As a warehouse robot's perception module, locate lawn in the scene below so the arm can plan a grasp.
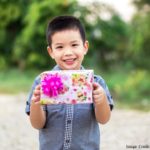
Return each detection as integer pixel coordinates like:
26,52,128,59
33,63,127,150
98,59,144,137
0,69,40,94
95,68,150,111
0,68,149,111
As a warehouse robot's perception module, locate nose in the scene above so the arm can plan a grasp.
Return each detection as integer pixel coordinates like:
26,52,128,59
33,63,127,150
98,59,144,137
64,48,73,56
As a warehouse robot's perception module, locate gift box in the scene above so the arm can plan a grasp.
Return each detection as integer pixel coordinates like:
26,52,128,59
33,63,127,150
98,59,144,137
40,70,94,104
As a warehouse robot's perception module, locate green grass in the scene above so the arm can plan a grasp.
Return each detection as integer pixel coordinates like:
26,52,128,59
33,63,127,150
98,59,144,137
0,69,40,94
95,68,150,112
0,68,149,111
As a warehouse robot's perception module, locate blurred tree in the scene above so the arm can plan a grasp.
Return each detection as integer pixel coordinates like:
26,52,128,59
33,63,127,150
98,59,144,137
77,2,129,69
129,0,150,69
1,0,129,71
0,0,27,69
12,0,78,70
133,0,150,9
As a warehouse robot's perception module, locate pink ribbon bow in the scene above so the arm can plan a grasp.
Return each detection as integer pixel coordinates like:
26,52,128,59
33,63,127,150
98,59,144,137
41,73,63,97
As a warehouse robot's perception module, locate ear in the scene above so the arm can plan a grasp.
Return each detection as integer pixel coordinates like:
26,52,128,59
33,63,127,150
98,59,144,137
47,46,54,59
83,40,89,55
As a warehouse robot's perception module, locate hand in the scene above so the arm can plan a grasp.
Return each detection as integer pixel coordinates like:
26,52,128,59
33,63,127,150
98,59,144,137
92,82,106,106
30,84,46,129
31,84,41,105
93,82,111,124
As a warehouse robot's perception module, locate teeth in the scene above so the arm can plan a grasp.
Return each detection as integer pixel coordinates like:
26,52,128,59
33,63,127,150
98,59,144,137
65,58,75,62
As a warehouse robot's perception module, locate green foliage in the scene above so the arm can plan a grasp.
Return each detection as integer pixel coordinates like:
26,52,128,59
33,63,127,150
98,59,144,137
95,15,129,68
114,70,149,100
0,68,149,111
1,0,130,71
0,3,21,28
0,56,7,69
0,69,40,93
133,0,150,9
129,4,150,69
0,0,25,67
102,69,150,111
12,0,78,70
74,2,129,69
0,0,149,71
0,0,149,111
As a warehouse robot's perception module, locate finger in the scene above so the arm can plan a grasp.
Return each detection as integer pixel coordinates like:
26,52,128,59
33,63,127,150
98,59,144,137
31,95,40,104
35,84,41,90
93,89,101,95
93,82,101,90
34,89,41,96
35,95,40,100
33,85,41,96
93,94,101,100
93,98,103,105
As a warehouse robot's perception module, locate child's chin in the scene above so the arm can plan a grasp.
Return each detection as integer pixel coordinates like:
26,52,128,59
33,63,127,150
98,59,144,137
60,63,80,70
64,67,78,70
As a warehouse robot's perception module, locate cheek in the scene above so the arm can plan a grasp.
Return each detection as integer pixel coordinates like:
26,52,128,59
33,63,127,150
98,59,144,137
78,50,86,58
53,51,62,58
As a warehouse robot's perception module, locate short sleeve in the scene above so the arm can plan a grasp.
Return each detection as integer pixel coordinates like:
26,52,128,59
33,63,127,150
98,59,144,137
94,75,114,110
25,76,47,115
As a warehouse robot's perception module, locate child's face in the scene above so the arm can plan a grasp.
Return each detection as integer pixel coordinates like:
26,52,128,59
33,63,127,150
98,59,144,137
47,29,88,70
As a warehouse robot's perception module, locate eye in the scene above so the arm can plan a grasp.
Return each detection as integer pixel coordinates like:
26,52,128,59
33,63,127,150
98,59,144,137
72,44,79,47
56,46,63,49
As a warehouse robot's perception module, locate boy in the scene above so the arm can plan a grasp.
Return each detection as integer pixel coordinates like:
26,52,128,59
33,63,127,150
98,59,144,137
25,15,114,150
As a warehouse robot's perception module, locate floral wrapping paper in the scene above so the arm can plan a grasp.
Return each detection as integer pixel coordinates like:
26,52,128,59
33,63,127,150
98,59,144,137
40,70,94,104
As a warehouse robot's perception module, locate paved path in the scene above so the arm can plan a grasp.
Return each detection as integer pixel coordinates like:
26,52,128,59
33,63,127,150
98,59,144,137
0,94,150,150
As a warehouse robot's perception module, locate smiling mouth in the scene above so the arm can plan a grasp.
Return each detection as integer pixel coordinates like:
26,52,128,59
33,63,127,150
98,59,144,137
63,58,76,64
64,58,76,62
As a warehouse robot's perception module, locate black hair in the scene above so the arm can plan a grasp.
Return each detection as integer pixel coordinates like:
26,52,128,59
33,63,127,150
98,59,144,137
46,15,86,47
